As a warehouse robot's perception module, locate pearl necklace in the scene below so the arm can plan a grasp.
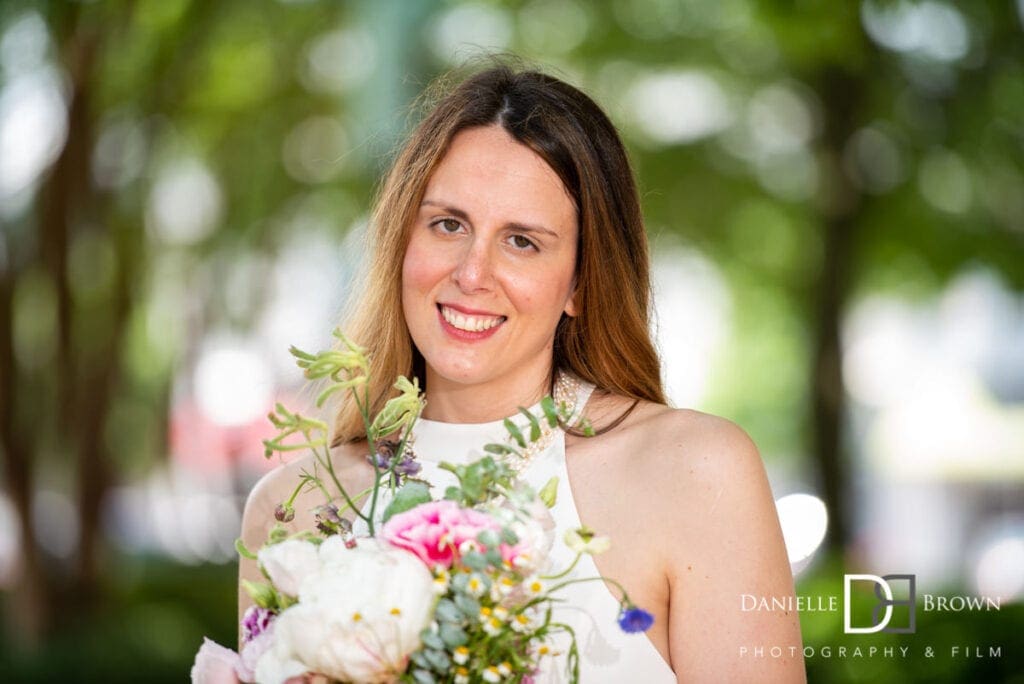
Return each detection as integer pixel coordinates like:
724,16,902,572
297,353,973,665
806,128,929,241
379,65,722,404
501,372,581,475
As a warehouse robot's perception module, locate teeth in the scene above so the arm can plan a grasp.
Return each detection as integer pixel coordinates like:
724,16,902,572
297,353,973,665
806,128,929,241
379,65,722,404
442,306,504,332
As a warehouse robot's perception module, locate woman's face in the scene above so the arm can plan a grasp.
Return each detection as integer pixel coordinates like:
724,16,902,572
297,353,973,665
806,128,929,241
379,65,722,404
402,124,578,394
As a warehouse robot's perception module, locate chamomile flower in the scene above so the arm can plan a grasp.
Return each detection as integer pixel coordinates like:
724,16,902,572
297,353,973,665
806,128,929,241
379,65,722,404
483,616,504,636
452,646,471,665
511,612,534,633
432,570,450,595
466,573,486,597
497,661,512,676
482,666,502,682
454,666,470,684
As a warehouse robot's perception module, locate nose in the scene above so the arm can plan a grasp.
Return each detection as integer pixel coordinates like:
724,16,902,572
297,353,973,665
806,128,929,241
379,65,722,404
451,236,495,293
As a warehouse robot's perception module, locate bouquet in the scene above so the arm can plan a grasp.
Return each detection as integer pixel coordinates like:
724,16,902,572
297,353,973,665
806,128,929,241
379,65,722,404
192,330,654,684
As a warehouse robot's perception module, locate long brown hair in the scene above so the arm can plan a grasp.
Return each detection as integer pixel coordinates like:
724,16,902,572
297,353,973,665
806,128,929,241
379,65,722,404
332,63,665,445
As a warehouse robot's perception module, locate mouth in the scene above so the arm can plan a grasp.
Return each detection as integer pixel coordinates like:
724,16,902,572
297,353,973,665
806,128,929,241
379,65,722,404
436,303,506,336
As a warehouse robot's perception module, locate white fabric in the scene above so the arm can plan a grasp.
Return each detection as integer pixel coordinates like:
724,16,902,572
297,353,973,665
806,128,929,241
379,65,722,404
394,379,676,683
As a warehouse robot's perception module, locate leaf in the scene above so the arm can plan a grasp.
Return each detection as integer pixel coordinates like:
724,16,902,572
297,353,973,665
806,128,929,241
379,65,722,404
439,622,468,647
420,631,445,651
424,649,450,672
541,395,559,427
435,599,462,623
412,669,437,684
483,443,518,455
454,594,480,618
381,481,432,523
519,407,542,441
460,468,483,502
462,552,487,571
476,529,501,548
503,418,526,448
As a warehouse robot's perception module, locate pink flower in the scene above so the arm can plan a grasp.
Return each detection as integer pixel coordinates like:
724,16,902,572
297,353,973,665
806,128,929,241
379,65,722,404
382,500,504,569
191,638,246,684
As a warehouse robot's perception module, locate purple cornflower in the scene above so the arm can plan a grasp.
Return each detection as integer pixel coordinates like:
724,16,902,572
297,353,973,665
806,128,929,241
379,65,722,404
394,454,422,477
617,606,655,633
242,606,275,642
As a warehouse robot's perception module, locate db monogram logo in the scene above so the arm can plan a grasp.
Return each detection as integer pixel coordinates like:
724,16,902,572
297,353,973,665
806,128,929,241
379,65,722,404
843,574,917,634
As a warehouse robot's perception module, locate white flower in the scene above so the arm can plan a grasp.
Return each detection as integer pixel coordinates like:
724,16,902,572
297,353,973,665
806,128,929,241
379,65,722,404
452,646,470,665
257,539,322,597
432,570,450,595
564,526,611,555
510,612,534,633
256,538,434,683
466,573,486,597
190,638,244,684
482,666,502,682
252,645,307,684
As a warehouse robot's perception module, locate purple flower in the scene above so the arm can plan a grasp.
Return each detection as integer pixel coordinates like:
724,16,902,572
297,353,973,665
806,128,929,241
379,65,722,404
394,455,422,477
241,606,274,643
617,606,654,633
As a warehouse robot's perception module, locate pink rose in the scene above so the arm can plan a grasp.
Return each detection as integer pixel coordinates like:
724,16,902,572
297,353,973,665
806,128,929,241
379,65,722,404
191,638,246,684
382,500,504,569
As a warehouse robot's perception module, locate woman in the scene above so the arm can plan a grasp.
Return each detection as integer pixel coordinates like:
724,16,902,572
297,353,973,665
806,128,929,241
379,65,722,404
240,65,805,682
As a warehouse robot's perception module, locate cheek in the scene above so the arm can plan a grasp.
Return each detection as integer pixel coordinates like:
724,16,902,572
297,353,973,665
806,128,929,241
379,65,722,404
401,238,440,299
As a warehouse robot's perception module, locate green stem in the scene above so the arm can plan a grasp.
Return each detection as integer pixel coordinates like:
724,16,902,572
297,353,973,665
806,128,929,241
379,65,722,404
353,385,380,535
541,552,583,581
307,430,369,524
547,575,633,607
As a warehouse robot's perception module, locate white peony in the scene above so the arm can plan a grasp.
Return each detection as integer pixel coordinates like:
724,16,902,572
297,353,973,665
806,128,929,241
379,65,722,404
257,538,322,597
256,537,435,683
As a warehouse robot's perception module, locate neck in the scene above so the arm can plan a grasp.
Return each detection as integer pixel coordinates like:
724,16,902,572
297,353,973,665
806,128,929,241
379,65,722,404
421,363,555,424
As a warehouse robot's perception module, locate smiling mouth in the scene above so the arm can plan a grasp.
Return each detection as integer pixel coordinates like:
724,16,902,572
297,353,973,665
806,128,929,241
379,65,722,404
437,304,506,332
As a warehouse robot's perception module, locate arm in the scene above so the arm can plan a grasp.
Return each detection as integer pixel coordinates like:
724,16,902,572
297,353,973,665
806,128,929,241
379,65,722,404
660,415,806,683
237,466,286,646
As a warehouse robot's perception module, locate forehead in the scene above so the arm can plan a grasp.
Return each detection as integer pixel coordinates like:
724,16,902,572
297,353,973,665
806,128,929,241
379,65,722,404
423,125,577,232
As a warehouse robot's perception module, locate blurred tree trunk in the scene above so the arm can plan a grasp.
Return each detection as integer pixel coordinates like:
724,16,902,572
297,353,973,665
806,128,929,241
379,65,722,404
0,235,52,647
810,64,866,555
36,4,115,614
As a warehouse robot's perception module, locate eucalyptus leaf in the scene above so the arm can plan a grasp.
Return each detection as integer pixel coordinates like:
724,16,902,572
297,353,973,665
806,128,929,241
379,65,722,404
382,481,431,523
519,407,542,441
503,418,526,448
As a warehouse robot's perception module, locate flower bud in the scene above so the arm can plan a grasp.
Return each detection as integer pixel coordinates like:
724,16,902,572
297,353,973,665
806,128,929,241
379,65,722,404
274,503,295,523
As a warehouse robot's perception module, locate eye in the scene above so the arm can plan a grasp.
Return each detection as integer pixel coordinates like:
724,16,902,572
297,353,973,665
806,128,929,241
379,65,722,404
508,234,537,251
432,218,464,234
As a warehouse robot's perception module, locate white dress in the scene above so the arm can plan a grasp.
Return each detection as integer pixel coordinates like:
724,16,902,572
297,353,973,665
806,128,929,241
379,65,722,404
398,379,676,683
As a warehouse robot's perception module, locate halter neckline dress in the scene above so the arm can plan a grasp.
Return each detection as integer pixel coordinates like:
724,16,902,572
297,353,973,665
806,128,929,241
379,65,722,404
398,378,676,683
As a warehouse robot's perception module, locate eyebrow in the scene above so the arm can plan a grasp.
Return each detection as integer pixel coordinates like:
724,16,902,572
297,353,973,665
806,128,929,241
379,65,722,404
420,199,561,239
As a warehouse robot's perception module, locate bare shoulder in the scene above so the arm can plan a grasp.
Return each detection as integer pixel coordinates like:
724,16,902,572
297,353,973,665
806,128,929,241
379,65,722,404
241,441,373,544
574,389,763,481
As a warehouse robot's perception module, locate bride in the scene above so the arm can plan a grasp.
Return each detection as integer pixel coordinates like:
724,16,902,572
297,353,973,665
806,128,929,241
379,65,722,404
239,65,805,683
